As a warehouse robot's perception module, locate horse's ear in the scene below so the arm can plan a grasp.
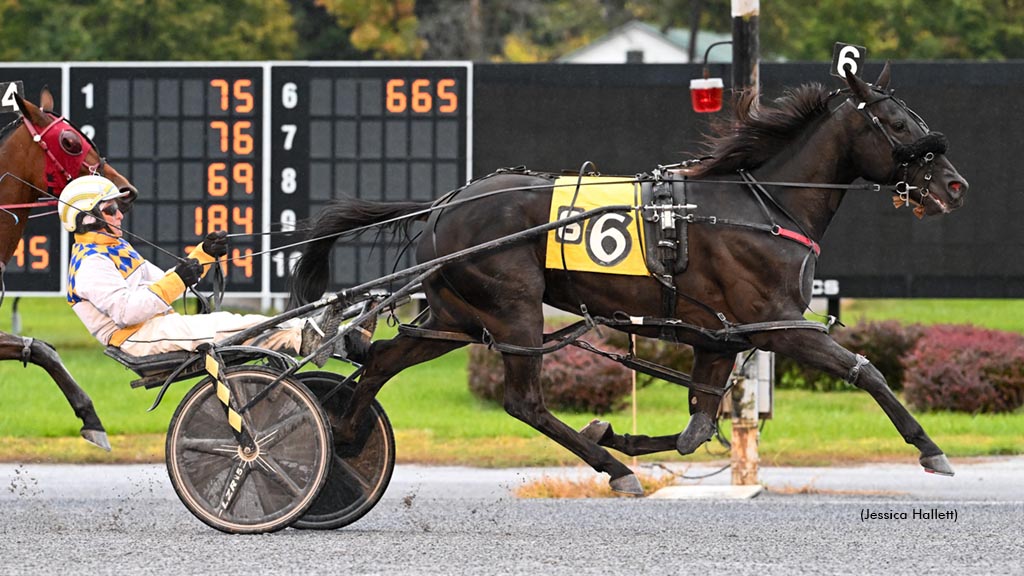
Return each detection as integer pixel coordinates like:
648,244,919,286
844,67,873,104
14,92,29,117
875,61,892,90
39,87,54,111
14,92,50,127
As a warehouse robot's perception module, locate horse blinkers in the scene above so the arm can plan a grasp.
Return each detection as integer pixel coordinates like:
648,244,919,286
22,113,104,197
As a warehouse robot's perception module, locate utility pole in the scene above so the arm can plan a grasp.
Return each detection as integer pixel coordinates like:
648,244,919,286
729,0,760,487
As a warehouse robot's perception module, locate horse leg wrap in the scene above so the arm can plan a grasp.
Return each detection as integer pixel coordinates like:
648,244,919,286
845,354,870,385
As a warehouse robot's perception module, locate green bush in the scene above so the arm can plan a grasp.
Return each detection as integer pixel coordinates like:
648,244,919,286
775,320,925,392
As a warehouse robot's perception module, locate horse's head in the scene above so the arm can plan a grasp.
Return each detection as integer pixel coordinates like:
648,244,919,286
843,63,968,217
12,89,138,206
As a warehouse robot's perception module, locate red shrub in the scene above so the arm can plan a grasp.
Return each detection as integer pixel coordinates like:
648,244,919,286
468,338,633,414
902,325,1024,414
467,327,694,415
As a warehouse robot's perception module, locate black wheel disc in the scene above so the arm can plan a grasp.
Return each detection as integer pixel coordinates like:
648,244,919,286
292,371,395,530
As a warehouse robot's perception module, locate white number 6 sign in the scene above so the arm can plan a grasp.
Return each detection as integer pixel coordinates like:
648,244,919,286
831,43,867,79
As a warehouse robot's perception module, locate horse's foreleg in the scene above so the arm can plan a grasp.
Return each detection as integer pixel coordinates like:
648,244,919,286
0,334,109,451
751,329,953,476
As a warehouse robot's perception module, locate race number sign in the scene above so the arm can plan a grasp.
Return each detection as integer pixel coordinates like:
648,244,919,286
0,81,24,113
546,177,647,276
831,43,867,79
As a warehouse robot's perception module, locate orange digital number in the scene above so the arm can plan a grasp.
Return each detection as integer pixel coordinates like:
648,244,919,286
232,206,253,234
210,78,254,113
29,236,49,270
437,78,458,113
233,121,253,155
208,162,253,196
385,78,459,114
386,79,407,113
232,248,253,279
209,121,254,155
210,79,230,111
210,121,229,152
12,239,25,268
194,205,230,235
207,162,228,196
233,163,253,194
12,236,48,270
233,79,254,113
411,79,432,113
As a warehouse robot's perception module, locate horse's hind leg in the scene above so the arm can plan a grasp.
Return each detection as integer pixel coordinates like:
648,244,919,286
335,327,467,445
751,329,953,476
499,350,642,495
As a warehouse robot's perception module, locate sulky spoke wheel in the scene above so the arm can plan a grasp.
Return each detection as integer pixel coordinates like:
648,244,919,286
292,371,395,530
165,366,332,534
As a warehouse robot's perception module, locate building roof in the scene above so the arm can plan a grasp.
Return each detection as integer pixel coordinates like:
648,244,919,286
558,20,732,64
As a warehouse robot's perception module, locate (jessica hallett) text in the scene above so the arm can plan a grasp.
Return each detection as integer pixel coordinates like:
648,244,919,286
860,508,958,522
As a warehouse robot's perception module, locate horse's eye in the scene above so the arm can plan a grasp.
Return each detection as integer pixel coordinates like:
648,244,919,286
892,120,907,132
59,130,84,155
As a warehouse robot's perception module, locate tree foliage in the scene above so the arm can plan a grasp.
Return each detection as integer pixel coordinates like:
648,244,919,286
0,0,299,61
762,0,1024,60
0,0,1019,62
316,0,426,58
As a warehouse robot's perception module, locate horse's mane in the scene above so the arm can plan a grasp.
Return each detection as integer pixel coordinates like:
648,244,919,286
690,83,833,177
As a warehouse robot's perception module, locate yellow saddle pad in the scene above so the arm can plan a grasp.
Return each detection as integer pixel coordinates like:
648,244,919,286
545,176,648,276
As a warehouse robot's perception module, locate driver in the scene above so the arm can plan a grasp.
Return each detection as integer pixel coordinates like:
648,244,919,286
61,175,369,360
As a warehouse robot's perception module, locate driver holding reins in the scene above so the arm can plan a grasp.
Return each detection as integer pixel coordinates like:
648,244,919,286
60,175,370,360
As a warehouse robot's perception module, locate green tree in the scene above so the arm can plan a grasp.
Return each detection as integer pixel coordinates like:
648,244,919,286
316,0,426,58
0,0,299,61
762,0,1024,60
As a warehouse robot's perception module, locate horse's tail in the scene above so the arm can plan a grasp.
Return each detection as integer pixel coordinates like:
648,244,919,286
289,197,433,307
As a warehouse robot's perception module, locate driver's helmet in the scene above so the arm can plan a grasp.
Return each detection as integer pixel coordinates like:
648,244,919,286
59,175,131,233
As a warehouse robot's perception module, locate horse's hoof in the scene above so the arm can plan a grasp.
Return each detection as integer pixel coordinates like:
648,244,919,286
580,419,612,444
920,453,955,477
676,412,715,455
609,473,644,496
80,428,111,452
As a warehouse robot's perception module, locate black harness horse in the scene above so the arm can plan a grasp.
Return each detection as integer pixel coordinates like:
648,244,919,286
291,64,968,494
0,90,138,450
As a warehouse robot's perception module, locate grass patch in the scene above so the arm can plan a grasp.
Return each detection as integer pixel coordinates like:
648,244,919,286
1,298,1023,465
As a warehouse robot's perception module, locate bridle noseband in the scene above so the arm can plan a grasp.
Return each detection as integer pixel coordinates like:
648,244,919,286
849,92,949,208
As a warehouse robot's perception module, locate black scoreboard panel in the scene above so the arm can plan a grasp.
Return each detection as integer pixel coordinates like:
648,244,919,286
70,66,264,293
270,64,469,293
1,66,64,295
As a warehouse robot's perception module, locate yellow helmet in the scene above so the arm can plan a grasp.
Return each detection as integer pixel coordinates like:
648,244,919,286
59,175,131,233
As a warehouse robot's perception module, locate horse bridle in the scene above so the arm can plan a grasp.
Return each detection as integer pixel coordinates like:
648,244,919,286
20,112,106,196
848,91,949,208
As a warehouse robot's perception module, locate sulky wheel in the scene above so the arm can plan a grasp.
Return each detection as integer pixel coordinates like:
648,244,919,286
292,371,395,530
165,366,332,534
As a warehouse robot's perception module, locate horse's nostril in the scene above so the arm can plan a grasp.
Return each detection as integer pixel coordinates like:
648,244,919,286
948,180,967,199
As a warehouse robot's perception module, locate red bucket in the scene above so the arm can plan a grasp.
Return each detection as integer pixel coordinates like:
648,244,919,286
690,78,724,113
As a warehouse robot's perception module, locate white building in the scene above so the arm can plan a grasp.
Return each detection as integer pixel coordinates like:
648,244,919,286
558,20,732,64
